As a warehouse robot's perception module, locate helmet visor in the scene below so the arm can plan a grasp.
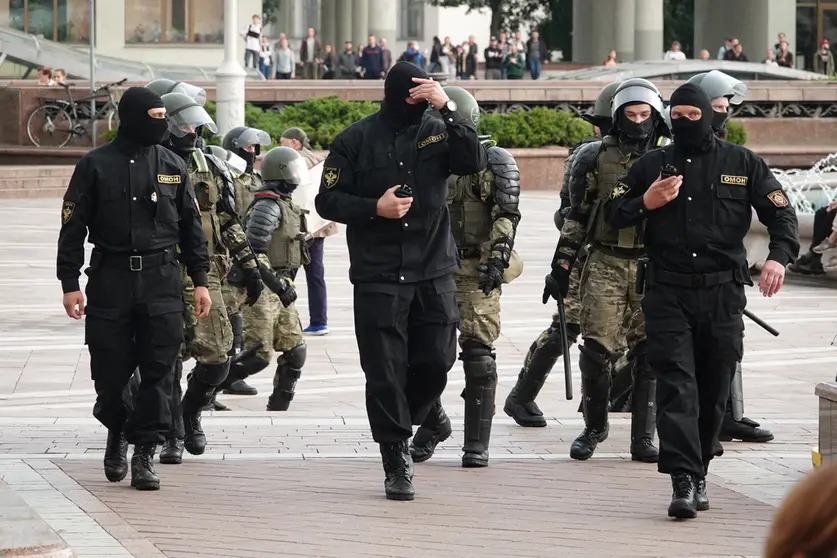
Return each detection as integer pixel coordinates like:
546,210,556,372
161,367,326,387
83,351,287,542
171,81,207,106
166,104,218,138
235,128,272,148
612,86,664,119
284,157,310,186
700,71,748,105
225,151,248,175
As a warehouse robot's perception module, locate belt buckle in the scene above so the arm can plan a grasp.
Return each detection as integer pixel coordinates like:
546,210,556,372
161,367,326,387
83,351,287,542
129,255,143,272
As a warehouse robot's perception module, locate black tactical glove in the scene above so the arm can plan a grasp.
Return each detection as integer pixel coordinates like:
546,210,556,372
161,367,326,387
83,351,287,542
276,280,298,308
542,263,570,304
241,266,263,307
477,258,505,295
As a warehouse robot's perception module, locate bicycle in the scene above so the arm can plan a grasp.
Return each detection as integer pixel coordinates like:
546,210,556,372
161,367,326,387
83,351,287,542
26,78,127,148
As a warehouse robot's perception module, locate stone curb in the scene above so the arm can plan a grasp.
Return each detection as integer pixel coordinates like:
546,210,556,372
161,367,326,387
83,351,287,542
0,482,73,558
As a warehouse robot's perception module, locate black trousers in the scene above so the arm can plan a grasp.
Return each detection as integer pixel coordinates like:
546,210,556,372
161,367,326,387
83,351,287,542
353,276,459,443
643,280,744,477
303,238,327,326
812,206,837,250
85,250,184,445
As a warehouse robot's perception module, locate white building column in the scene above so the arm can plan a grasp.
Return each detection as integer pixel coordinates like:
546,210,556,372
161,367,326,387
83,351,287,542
353,0,369,48
336,0,353,45
634,0,664,60
321,0,336,47
572,0,593,63
590,0,616,64
368,0,397,44
614,0,636,61
216,0,247,139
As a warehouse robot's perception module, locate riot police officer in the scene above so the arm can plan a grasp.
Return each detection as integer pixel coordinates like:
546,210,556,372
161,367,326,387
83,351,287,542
505,80,621,427
57,87,211,490
144,78,207,106
409,86,522,468
315,61,487,501
605,83,799,518
546,78,670,463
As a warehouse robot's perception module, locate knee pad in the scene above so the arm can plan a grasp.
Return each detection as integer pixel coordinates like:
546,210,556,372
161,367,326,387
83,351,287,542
280,344,307,370
193,361,231,387
459,339,494,361
462,354,497,384
578,340,611,378
232,356,270,379
545,320,580,346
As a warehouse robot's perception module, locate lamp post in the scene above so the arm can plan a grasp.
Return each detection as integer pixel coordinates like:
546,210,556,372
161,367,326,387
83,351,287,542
215,0,247,139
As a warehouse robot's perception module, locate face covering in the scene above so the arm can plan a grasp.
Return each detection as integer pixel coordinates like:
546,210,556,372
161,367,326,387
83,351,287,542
618,113,655,141
168,132,197,155
238,149,256,173
382,61,430,127
669,84,714,151
117,87,169,147
711,109,729,137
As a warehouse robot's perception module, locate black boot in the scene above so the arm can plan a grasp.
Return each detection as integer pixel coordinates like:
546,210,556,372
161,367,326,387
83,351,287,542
629,347,659,462
570,343,610,460
380,441,415,501
668,472,697,519
182,361,231,454
266,345,305,411
504,323,578,427
221,353,271,396
159,438,184,465
130,444,160,491
460,349,497,468
103,429,129,482
608,351,634,413
409,399,452,463
695,477,709,511
718,414,774,443
788,251,824,275
203,391,231,411
223,379,258,396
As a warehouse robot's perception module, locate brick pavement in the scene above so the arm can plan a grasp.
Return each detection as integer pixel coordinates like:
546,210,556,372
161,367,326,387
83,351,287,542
0,194,832,556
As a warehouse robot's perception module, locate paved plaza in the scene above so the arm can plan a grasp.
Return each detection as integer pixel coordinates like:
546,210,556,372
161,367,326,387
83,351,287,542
0,193,832,557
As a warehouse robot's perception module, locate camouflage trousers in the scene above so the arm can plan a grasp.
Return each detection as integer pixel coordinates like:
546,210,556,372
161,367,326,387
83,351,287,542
242,272,304,363
579,248,644,356
182,256,233,365
454,259,501,349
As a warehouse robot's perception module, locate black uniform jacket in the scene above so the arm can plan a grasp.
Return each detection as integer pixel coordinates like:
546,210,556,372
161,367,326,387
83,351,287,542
315,108,487,284
605,137,799,275
56,137,210,293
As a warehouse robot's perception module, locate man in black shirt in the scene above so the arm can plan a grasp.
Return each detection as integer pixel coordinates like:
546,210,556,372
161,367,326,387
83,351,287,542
605,84,798,519
483,36,503,80
57,87,212,491
315,61,487,501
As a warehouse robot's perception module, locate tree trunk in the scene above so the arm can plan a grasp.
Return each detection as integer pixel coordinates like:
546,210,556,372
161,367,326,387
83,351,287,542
489,0,504,35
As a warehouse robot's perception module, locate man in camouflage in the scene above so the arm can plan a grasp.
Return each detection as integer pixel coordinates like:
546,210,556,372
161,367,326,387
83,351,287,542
239,146,307,411
504,81,622,427
544,78,670,463
155,92,265,463
409,86,522,468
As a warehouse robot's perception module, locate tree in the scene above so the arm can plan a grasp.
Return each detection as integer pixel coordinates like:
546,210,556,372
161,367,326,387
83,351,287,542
424,0,552,36
664,0,694,58
263,0,283,26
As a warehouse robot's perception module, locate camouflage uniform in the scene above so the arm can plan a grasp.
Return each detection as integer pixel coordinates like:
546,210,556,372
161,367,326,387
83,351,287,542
410,142,521,468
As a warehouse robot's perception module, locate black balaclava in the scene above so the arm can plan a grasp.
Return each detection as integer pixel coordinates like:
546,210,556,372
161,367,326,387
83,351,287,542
711,107,729,139
382,61,430,128
239,148,256,173
265,179,297,196
669,84,714,152
117,87,168,147
614,102,656,154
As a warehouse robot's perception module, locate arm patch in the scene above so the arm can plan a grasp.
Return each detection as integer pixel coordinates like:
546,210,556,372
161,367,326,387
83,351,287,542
322,167,341,189
766,189,789,208
611,181,630,199
62,201,75,225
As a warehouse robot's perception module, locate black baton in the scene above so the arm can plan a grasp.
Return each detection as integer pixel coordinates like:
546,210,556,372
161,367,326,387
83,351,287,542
556,292,573,400
743,309,779,337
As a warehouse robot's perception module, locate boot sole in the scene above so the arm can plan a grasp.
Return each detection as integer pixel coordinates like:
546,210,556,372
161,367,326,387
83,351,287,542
159,456,182,465
503,403,547,427
386,492,415,501
131,480,160,491
223,389,258,396
461,457,488,468
569,451,594,461
697,500,710,511
668,503,697,519
718,433,774,443
411,427,452,464
631,454,659,463
184,443,206,456
104,469,128,483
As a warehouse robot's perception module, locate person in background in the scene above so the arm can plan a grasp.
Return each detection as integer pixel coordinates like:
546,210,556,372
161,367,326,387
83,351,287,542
717,37,733,60
380,38,393,74
484,36,504,79
764,49,778,66
604,49,617,66
37,67,54,86
724,39,748,61
321,43,337,79
498,31,510,79
526,30,547,79
466,36,479,79
274,37,296,79
698,49,710,61
456,44,466,79
361,35,385,79
337,41,358,79
503,44,526,80
814,40,834,75
440,36,455,79
430,36,443,72
299,27,322,79
789,200,837,275
774,32,788,53
399,41,425,69
52,68,66,85
664,41,687,61
776,40,793,68
259,36,273,79
241,14,261,69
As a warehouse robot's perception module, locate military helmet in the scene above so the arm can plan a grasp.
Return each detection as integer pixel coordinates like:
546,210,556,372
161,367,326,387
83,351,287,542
610,78,665,120
208,145,247,175
583,80,622,125
662,105,672,132
441,85,481,131
222,126,272,155
687,70,748,105
145,79,207,106
260,146,308,187
160,92,218,138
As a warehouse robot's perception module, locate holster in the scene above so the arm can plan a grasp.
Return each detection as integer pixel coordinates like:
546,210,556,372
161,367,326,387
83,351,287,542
635,257,648,295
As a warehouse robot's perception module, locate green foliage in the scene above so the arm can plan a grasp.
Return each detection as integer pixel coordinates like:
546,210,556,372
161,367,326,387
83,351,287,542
478,107,593,148
725,120,747,146
664,0,695,57
423,0,550,35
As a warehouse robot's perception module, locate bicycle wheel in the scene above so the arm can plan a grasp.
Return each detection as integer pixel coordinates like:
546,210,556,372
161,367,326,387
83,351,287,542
27,105,74,147
106,107,119,131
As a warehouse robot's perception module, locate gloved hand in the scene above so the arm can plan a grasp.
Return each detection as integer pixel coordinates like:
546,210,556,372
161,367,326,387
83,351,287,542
542,263,570,304
477,258,505,295
241,266,263,306
277,279,298,308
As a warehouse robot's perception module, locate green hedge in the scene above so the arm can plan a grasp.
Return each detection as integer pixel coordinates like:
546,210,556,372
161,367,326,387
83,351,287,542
105,96,747,148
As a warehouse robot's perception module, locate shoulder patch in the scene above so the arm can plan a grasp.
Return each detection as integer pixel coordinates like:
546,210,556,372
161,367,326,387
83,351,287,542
611,181,630,199
766,189,789,208
721,174,748,186
322,167,340,189
157,174,181,184
418,132,447,150
254,191,283,200
61,200,75,225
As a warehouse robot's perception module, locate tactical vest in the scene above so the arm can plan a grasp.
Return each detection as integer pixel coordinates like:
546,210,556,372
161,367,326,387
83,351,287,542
590,136,642,249
189,150,222,256
446,170,491,256
267,196,309,270
234,172,262,220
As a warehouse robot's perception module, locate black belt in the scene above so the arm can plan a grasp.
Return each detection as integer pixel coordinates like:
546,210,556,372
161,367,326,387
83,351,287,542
592,243,644,259
458,247,480,259
649,268,735,289
95,248,175,272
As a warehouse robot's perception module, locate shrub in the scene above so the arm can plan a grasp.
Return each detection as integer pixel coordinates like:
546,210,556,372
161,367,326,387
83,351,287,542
725,120,747,145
